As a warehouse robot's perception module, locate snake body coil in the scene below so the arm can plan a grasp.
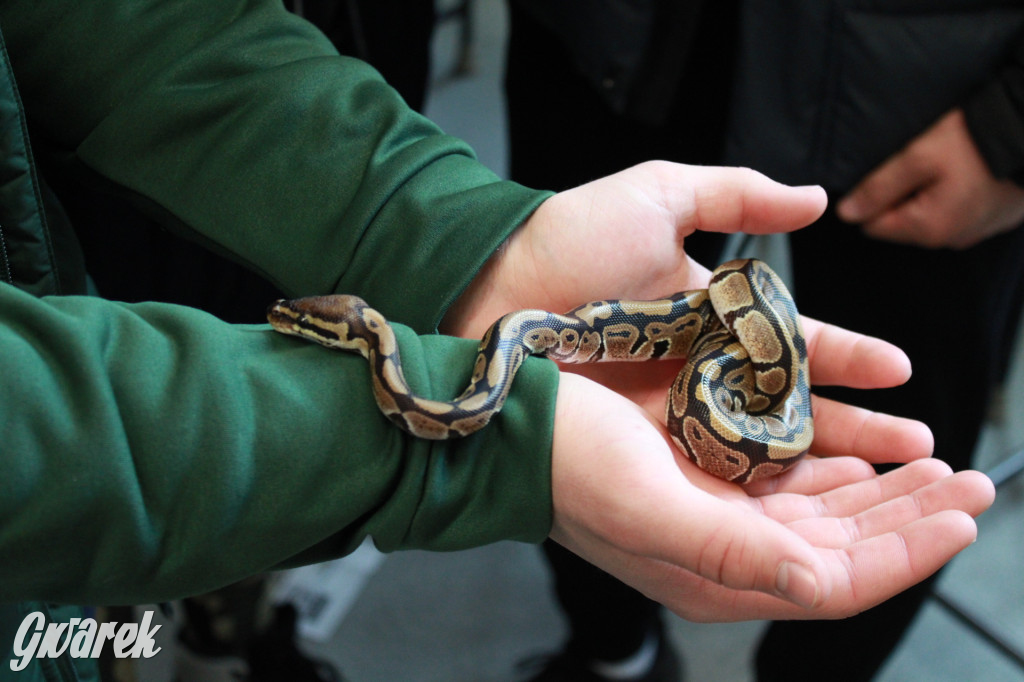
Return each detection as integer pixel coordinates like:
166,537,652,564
267,258,813,483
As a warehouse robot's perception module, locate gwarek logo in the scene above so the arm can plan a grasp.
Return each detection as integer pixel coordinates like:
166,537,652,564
10,611,162,672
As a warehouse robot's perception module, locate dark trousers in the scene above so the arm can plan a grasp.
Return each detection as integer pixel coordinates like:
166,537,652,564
506,3,1024,679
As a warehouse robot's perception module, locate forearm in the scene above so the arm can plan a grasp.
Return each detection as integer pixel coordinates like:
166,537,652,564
0,283,556,605
0,0,551,331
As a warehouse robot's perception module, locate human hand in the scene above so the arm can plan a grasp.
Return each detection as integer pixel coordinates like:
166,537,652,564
837,108,1024,249
446,161,927,471
444,162,827,338
448,161,994,621
550,371,994,621
578,310,933,470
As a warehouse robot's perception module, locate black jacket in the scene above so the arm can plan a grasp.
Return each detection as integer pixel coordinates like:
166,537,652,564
725,0,1024,191
512,0,703,123
513,0,1024,191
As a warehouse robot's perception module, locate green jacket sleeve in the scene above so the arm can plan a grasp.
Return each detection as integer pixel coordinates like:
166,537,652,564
0,1,565,606
0,282,558,605
0,0,553,332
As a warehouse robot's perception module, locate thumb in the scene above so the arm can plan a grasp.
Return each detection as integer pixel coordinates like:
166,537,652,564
648,485,832,608
642,163,828,237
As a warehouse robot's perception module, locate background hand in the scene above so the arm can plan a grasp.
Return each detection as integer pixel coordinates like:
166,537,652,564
550,372,995,622
837,108,1024,249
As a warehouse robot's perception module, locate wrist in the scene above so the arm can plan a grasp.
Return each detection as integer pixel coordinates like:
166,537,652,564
440,198,552,338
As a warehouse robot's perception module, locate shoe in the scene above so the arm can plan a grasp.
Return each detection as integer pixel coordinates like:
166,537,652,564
518,631,682,682
246,605,345,682
175,643,248,682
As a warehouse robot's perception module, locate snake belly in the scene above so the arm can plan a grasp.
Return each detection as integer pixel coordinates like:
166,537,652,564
266,258,813,482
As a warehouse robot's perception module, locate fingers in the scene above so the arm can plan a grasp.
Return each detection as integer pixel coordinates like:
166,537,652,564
788,470,995,548
835,110,946,244
857,195,936,247
743,455,877,497
673,467,987,620
801,316,912,389
815,510,979,618
553,403,992,622
836,148,932,226
814,458,994,517
620,479,833,608
755,459,992,528
808,394,934,462
750,458,954,525
800,315,932,463
579,466,986,620
638,162,828,237
730,509,977,621
687,508,980,621
833,109,1024,249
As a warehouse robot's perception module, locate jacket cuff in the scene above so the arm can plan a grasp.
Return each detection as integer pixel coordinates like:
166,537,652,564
380,328,559,551
340,151,553,333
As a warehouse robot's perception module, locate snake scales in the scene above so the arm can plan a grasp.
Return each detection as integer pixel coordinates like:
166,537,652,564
267,258,813,483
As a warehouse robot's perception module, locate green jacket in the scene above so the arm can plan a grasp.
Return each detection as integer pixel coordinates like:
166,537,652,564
0,1,557,679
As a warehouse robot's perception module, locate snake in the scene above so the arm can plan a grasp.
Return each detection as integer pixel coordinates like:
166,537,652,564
266,258,813,483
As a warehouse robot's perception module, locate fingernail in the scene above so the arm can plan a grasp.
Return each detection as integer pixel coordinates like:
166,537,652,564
794,184,827,200
776,561,820,608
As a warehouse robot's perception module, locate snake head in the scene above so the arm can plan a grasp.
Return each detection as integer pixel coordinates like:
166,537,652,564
266,295,370,347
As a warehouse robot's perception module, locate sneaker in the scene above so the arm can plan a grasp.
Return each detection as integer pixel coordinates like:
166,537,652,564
175,643,249,682
518,631,682,682
246,605,344,682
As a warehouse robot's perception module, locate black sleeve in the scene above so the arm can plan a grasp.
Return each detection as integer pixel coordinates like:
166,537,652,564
964,34,1024,186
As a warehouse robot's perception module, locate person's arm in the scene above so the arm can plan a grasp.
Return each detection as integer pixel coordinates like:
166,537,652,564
0,0,549,332
0,2,997,621
0,0,562,606
0,282,556,606
0,166,995,621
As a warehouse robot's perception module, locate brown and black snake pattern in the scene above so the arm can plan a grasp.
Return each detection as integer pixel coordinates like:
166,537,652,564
266,259,813,483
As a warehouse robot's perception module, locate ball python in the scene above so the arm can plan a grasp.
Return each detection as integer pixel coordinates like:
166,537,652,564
266,258,813,483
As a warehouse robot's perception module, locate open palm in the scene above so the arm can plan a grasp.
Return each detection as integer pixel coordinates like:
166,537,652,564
551,371,992,621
